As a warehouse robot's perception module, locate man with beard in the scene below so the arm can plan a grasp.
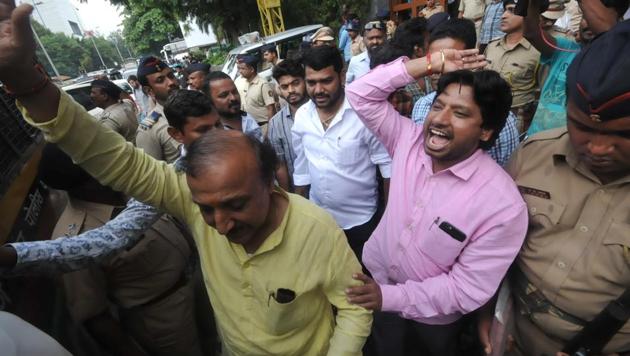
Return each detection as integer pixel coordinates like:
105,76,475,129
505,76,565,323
345,20,386,85
344,49,528,355
292,46,391,264
135,56,182,163
203,71,263,141
523,0,625,136
267,59,309,192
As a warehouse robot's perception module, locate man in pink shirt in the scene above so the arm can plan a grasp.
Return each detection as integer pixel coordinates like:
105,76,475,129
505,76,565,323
345,51,528,355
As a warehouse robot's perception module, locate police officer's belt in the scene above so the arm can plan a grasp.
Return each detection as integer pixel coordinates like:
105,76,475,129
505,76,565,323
510,267,587,326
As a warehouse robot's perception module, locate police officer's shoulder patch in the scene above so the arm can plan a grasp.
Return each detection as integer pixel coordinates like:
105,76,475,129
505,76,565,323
139,111,161,130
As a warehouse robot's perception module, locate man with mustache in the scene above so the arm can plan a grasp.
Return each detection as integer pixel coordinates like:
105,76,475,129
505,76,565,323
344,47,528,355
346,20,387,85
292,45,392,264
135,56,183,163
202,71,263,142
267,59,309,192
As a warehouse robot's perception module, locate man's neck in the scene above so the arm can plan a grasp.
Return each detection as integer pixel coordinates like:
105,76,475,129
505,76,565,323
246,74,257,82
315,93,345,120
289,97,308,117
505,31,524,46
101,100,118,110
220,113,243,131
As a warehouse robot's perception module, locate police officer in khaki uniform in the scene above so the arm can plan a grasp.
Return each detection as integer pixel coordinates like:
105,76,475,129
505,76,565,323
236,54,277,125
135,57,181,163
485,0,540,134
420,0,445,18
39,144,201,356
481,22,630,356
90,79,138,142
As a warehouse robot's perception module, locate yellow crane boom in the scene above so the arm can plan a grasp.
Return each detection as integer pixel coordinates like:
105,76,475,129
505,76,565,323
257,0,285,36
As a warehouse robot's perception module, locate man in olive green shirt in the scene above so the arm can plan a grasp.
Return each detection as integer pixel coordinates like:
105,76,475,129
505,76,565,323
0,2,371,353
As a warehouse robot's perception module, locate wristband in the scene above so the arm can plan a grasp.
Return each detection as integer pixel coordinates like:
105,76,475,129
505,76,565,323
440,50,446,74
426,52,432,76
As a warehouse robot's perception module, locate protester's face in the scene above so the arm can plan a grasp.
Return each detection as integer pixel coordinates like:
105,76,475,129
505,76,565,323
127,79,139,89
347,29,359,40
146,68,180,104
237,63,256,79
169,112,224,147
208,79,242,117
89,87,108,108
263,50,277,63
277,75,306,106
428,37,467,89
187,71,206,90
187,145,273,248
305,65,343,109
566,100,630,182
424,83,493,171
427,0,435,7
364,28,386,50
501,5,524,33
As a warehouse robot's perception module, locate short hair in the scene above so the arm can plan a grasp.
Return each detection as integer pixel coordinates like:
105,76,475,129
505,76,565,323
272,59,305,81
127,75,138,81
429,18,477,50
183,130,278,187
369,42,410,69
391,17,428,55
435,70,512,150
163,90,215,131
202,71,232,96
90,79,122,100
300,45,344,74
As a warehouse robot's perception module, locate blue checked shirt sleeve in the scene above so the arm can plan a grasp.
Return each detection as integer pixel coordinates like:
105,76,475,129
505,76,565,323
3,199,162,276
411,92,436,125
488,111,519,166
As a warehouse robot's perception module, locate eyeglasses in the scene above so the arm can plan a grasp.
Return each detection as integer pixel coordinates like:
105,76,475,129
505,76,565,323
364,21,385,31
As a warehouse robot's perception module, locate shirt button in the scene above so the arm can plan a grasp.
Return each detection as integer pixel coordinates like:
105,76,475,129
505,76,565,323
557,261,566,269
598,189,605,194
530,207,537,213
579,225,589,233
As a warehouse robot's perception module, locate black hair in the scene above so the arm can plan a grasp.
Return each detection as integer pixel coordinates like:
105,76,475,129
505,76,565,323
183,130,278,187
272,59,305,81
300,45,344,74
435,70,512,150
127,75,138,81
163,90,215,131
202,71,232,97
391,17,428,56
90,79,123,100
369,42,409,69
430,18,477,50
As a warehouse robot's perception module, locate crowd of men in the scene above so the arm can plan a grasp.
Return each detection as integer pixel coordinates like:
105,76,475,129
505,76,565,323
0,0,629,355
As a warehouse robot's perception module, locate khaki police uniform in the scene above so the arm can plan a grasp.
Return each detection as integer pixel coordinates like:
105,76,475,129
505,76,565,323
485,36,540,132
242,74,276,124
135,102,181,163
97,102,138,143
459,0,486,39
420,4,444,18
54,197,202,356
505,128,630,355
234,76,248,111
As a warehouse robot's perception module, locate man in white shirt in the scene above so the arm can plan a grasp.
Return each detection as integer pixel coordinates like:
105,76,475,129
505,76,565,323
346,20,387,85
293,45,391,264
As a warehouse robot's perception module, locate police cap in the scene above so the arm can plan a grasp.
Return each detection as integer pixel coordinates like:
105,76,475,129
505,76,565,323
137,56,170,86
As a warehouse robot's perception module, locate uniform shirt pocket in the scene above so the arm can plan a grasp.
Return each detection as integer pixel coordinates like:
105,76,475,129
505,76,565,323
522,195,565,232
602,221,630,280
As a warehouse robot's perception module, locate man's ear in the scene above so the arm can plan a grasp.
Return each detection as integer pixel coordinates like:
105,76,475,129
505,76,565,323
143,85,155,100
480,128,494,143
167,126,185,144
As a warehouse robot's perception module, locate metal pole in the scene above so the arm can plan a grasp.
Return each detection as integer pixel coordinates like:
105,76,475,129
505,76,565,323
113,38,124,63
90,35,107,69
32,25,60,77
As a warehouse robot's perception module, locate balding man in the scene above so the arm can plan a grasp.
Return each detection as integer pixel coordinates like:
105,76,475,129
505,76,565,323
0,2,372,353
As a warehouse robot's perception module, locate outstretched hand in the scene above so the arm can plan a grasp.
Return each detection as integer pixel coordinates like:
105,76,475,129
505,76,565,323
0,0,35,78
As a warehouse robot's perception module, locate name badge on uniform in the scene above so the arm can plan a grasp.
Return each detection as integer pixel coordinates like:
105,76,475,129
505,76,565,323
518,185,551,200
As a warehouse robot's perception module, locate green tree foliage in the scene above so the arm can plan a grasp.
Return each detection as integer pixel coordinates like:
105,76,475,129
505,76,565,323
120,2,183,55
33,21,125,77
282,0,370,31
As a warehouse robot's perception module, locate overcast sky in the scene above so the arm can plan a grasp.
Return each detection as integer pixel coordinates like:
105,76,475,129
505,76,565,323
72,0,124,35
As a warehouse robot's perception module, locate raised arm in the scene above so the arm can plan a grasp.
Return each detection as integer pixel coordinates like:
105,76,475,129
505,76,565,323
522,0,556,58
0,199,162,275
